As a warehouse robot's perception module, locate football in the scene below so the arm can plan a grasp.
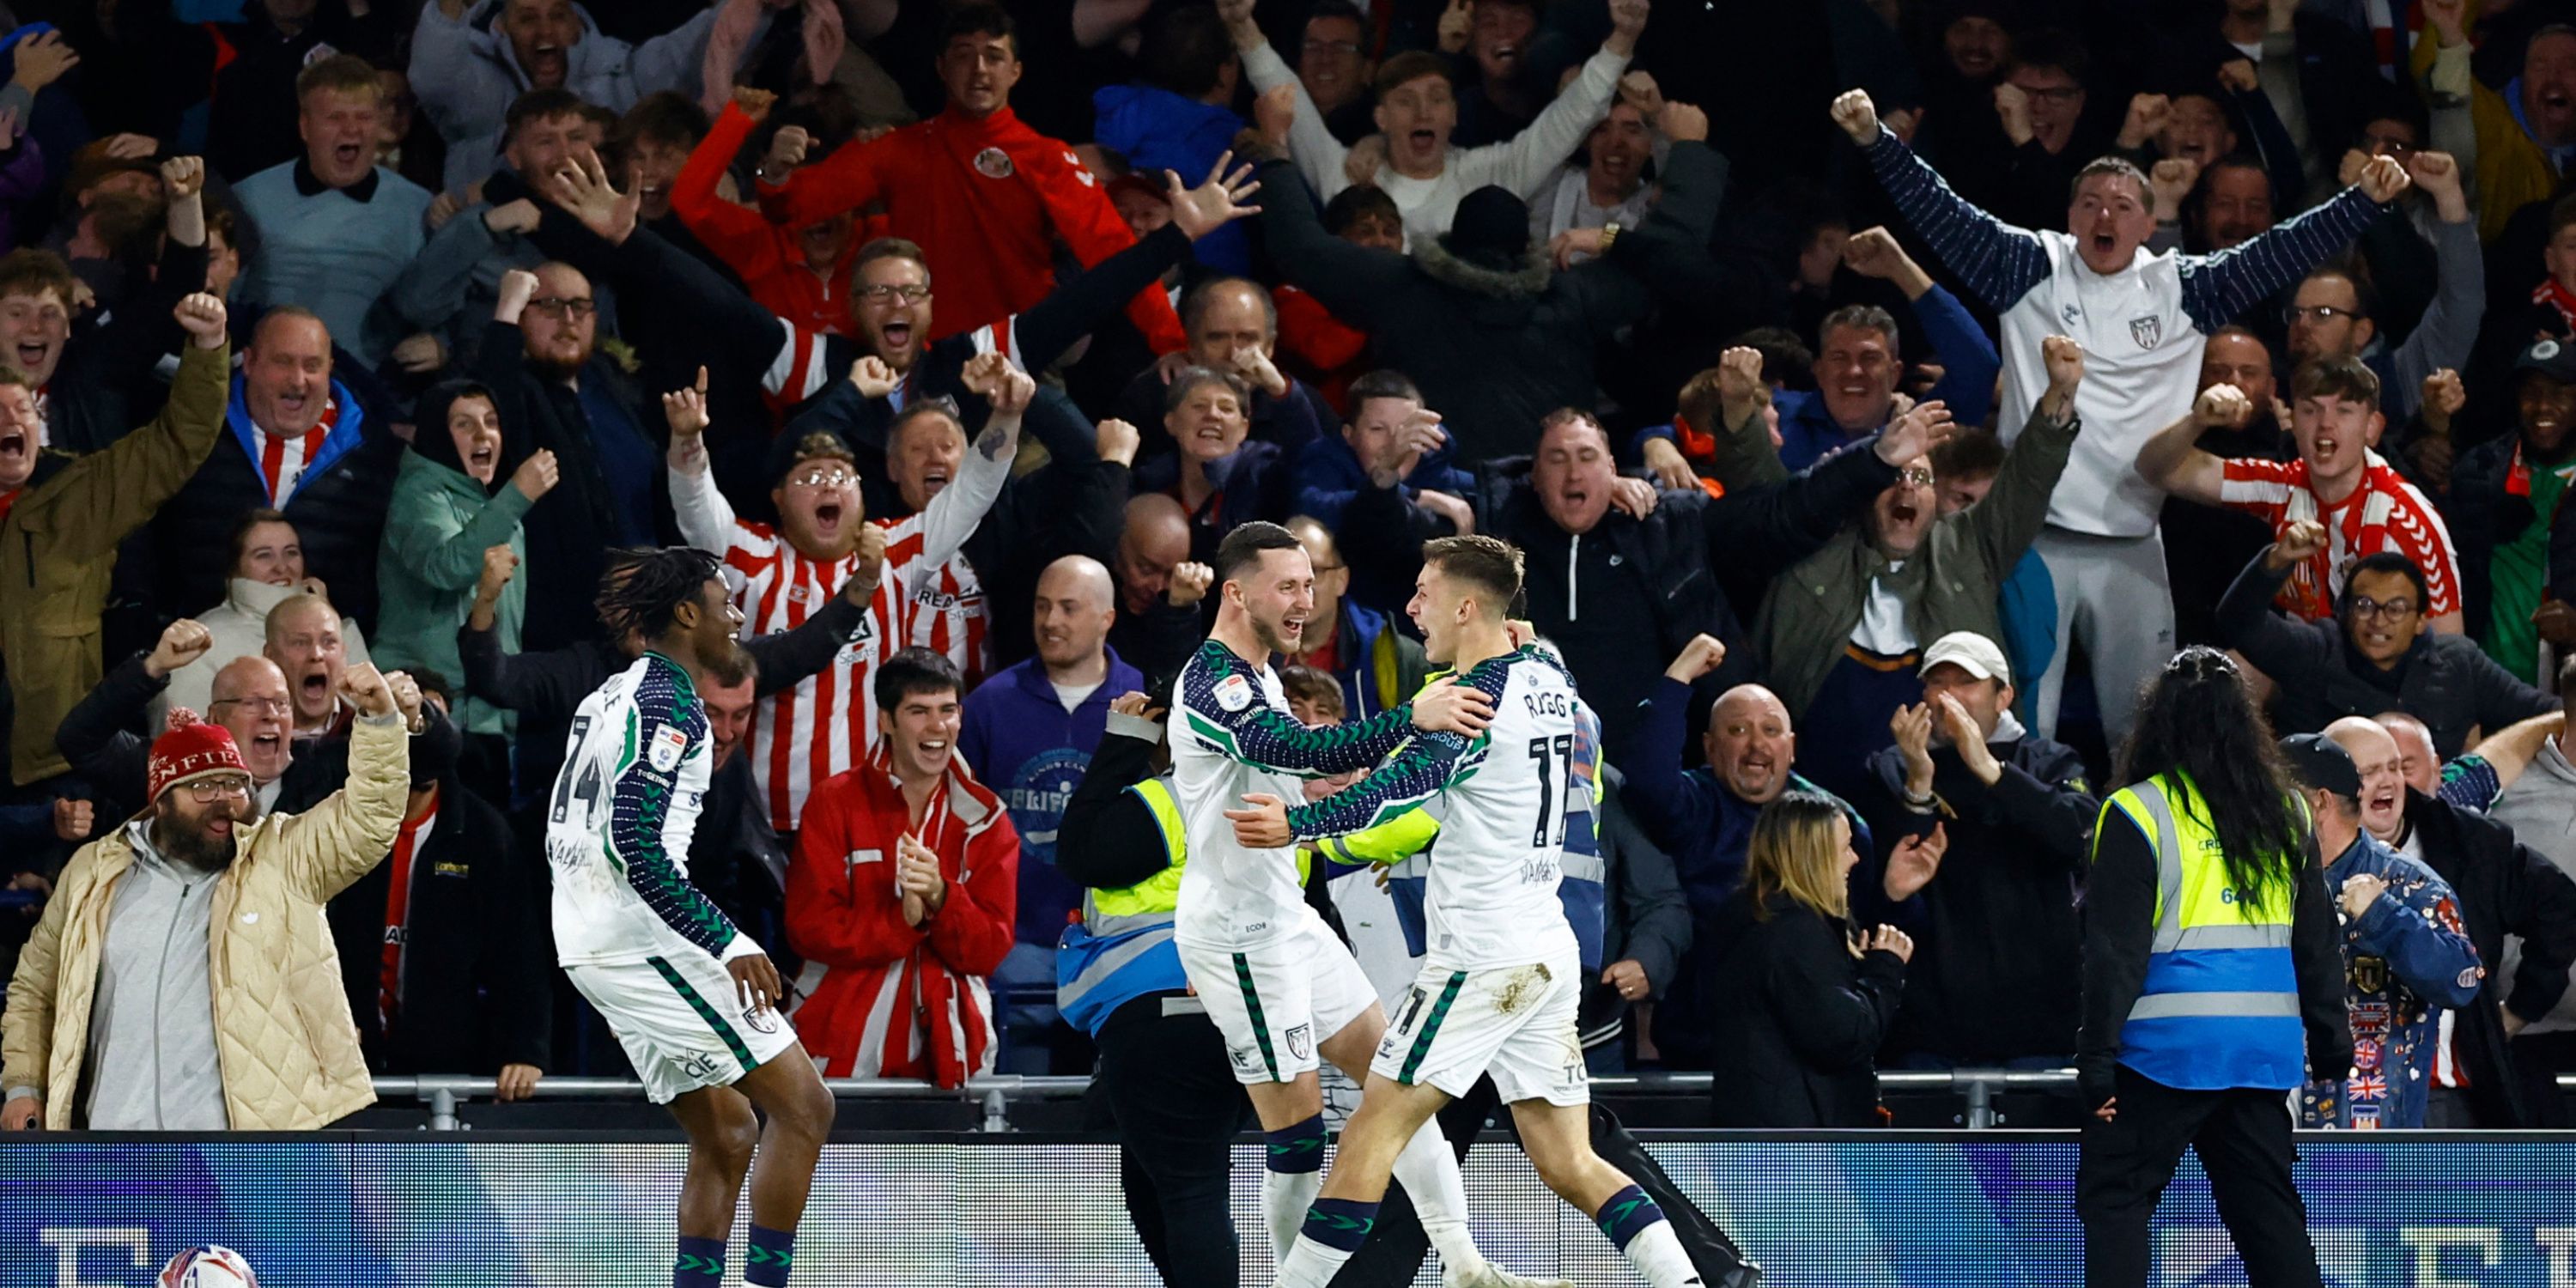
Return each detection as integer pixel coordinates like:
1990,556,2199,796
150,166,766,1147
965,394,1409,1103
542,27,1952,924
160,1246,258,1288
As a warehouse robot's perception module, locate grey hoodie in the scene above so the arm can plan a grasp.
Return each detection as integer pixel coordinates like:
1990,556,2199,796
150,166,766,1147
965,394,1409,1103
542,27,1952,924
78,819,228,1129
2488,738,2576,1036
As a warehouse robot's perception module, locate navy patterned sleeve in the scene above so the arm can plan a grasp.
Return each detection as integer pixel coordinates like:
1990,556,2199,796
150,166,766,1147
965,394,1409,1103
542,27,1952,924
611,663,744,959
2178,186,2379,332
1862,129,2051,311
1180,643,1420,776
1287,732,1479,840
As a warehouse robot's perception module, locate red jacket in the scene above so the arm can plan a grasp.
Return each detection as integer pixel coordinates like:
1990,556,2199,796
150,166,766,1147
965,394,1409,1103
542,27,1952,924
786,750,1018,1087
672,104,867,339
1274,283,1370,419
756,105,1186,354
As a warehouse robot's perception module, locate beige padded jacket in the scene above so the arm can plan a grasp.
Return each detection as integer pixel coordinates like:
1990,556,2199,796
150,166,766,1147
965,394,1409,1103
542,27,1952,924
3,714,409,1129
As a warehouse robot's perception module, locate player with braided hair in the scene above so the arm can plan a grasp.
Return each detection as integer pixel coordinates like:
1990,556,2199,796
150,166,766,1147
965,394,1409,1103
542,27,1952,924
547,547,836,1288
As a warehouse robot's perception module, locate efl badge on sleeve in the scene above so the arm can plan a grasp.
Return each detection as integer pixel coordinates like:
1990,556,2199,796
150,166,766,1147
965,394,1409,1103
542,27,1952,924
649,723,690,772
974,147,1014,179
1214,673,1254,713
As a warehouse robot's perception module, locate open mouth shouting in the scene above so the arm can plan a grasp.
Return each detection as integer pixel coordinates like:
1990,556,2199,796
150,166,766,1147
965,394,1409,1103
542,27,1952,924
812,499,847,542
526,42,567,86
0,423,27,475
13,337,51,373
915,462,951,501
295,666,334,715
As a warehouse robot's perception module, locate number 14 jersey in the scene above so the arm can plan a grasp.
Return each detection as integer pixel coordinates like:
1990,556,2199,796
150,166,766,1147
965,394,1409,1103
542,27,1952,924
545,653,755,967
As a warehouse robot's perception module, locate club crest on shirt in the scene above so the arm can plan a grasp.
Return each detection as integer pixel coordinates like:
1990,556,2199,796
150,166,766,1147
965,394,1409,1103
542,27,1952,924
787,585,815,605
648,722,689,772
1213,672,1255,712
974,147,1014,179
2129,315,2162,350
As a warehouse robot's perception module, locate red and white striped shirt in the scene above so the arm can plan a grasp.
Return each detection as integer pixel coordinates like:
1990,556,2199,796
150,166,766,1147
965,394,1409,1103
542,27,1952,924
2218,452,2461,623
671,428,1012,835
246,399,342,507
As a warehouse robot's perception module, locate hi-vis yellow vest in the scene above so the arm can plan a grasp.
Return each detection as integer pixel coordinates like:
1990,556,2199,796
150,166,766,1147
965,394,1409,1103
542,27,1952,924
2100,772,2308,1092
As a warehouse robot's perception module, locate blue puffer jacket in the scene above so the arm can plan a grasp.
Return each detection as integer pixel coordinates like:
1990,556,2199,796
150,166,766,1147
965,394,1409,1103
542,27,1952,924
1092,82,1250,276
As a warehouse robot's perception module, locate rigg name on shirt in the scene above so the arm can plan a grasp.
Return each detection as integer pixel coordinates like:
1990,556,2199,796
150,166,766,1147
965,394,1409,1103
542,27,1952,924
1523,691,1570,717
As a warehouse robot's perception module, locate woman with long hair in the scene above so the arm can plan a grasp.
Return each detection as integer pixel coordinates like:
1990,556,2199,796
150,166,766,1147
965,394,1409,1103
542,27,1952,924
1701,791,1940,1127
2078,646,2350,1287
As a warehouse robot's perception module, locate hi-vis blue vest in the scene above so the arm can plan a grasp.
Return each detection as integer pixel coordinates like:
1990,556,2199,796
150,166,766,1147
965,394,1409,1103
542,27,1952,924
1055,775,1192,1036
2102,772,2308,1091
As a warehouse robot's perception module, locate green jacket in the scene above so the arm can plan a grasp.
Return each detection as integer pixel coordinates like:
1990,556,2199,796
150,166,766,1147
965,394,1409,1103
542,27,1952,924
1741,401,2078,719
372,450,531,737
3,342,231,784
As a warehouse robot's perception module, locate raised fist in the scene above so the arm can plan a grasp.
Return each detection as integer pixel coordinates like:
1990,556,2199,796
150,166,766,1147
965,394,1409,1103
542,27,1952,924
733,85,778,122
2269,518,2329,569
496,268,540,319
1830,88,1880,145
1095,416,1142,467
159,155,205,201
2149,158,2201,215
1840,227,1911,282
173,294,228,349
147,618,214,678
1663,633,1727,683
338,663,397,719
848,355,899,400
2193,382,2255,430
511,448,561,501
477,544,519,598
1657,100,1708,144
2040,334,2085,391
2118,94,2171,149
1168,561,1214,607
2357,153,2411,204
765,125,812,176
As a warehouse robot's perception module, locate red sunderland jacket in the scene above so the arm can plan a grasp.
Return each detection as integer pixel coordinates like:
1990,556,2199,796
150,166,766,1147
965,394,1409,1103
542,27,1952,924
756,104,1186,355
1274,283,1370,418
672,103,883,340
786,746,1018,1087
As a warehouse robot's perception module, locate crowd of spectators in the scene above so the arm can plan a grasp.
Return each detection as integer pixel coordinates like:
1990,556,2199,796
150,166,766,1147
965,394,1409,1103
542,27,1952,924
0,0,2573,1136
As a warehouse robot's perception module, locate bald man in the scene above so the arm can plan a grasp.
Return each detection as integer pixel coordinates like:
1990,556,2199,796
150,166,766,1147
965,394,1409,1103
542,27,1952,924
1109,494,1214,699
959,555,1150,1073
2335,712,2576,1126
56,640,340,822
1622,643,1873,1067
266,593,353,740
1281,515,1430,720
2379,709,2567,814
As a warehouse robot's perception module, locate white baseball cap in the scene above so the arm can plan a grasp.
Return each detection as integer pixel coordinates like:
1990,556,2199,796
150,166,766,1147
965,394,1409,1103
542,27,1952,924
1920,631,2010,685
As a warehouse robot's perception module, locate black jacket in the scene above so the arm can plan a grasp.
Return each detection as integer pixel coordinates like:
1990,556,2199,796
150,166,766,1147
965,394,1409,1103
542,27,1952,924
470,317,672,654
1253,140,1722,465
2403,788,2576,1127
2445,434,2576,656
325,778,552,1076
146,382,402,633
2218,550,2556,758
1343,444,1896,757
1856,730,2098,1063
1700,890,1905,1127
56,649,461,823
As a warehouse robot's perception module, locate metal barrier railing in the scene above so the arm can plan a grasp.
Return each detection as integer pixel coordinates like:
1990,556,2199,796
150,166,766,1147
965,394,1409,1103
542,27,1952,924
373,1071,2576,1133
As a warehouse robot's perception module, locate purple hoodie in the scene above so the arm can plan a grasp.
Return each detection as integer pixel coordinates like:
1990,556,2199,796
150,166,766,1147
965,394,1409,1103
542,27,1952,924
958,647,1146,947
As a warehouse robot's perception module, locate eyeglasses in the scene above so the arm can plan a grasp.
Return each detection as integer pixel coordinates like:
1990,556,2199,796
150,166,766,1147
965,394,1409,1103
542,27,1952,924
858,284,932,305
210,696,291,716
787,466,858,489
1895,466,1935,488
528,297,596,319
2283,304,2360,325
2348,596,2419,621
183,775,253,803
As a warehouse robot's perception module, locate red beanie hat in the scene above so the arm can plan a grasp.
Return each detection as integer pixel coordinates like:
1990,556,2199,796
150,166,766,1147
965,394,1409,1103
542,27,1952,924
148,708,251,803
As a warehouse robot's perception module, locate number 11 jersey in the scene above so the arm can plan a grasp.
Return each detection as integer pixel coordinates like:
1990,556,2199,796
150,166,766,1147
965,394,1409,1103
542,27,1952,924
545,652,754,967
